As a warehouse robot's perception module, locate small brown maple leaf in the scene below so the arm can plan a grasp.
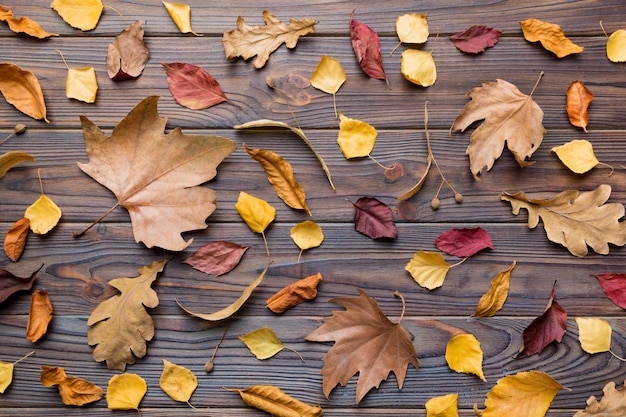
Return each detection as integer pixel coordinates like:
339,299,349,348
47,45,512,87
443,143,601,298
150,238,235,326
305,289,418,404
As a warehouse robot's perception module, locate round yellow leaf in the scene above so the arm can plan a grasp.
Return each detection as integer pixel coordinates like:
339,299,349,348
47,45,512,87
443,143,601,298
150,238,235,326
607,29,626,62
337,113,377,159
106,373,147,410
310,55,346,95
290,220,324,251
396,13,429,44
24,194,62,235
575,317,612,354
401,49,437,87
551,139,598,174
235,191,276,234
445,333,486,381
160,359,197,402
66,67,98,103
425,393,459,417
51,0,103,31
405,250,450,290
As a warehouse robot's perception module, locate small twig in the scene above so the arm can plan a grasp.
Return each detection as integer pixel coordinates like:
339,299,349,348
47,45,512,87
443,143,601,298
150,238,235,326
73,203,120,238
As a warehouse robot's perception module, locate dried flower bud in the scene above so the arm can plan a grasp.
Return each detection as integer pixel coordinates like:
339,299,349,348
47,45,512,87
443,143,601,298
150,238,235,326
454,192,463,203
431,197,440,210
204,359,214,373
13,124,26,135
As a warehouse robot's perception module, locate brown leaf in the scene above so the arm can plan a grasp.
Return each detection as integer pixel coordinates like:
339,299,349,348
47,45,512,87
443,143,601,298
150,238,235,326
222,10,316,69
106,20,149,80
566,80,594,133
266,272,322,313
228,384,323,417
26,289,52,343
471,261,515,317
352,196,398,239
183,241,249,276
0,63,48,122
41,365,103,406
574,379,626,416
0,5,57,38
0,266,40,304
161,62,228,110
4,217,30,262
0,151,34,180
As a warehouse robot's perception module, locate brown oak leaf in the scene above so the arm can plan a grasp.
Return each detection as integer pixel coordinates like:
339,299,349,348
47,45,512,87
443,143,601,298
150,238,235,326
574,379,626,416
106,20,149,80
40,365,103,406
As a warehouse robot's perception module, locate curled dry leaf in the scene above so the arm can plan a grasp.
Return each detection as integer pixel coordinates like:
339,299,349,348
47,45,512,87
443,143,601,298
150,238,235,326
228,384,323,417
106,20,149,80
0,63,48,122
445,333,486,381
162,1,199,35
4,217,30,262
405,251,450,290
40,365,103,406
0,266,40,304
0,5,58,38
575,317,612,354
352,197,398,239
51,0,103,31
574,379,626,417
593,273,626,309
551,139,599,174
401,49,436,87
519,18,583,57
449,25,502,54
266,272,322,313
566,81,594,132
607,29,626,62
183,241,249,276
435,227,494,257
350,9,388,84
425,393,458,417
472,261,515,318
162,62,227,110
24,194,62,235
0,151,34,180
337,113,377,159
160,359,197,403
106,373,147,410
26,289,53,343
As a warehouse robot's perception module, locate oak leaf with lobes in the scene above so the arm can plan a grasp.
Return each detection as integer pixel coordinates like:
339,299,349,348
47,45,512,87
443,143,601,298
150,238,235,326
574,379,626,416
76,96,236,251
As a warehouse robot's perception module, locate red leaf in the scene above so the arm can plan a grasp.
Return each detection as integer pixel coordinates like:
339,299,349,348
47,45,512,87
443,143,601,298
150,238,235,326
0,265,41,303
350,10,388,83
352,197,397,239
435,227,494,257
183,241,249,276
594,273,626,309
516,282,567,357
449,25,502,54
162,62,228,110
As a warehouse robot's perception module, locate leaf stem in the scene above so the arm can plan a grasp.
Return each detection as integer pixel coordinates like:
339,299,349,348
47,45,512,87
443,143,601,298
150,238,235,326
13,350,35,365
284,346,305,362
417,319,466,337
55,49,70,70
72,203,120,238
261,231,270,257
368,154,393,171
393,290,407,323
206,322,230,373
597,161,615,176
36,168,44,194
599,20,609,38
529,71,545,97
449,257,469,268
609,349,626,362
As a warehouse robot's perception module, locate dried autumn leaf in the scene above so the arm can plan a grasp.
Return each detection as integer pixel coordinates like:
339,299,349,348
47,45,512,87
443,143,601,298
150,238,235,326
235,192,275,256
183,241,249,276
0,266,39,304
426,393,459,417
239,327,303,361
290,220,324,261
266,272,322,314
40,365,103,406
401,49,436,87
350,9,388,84
435,227,493,257
106,21,149,80
337,113,377,159
50,0,103,31
87,259,167,371
352,196,397,239
24,194,61,235
445,333,486,381
575,317,612,354
405,251,450,290
449,25,501,54
472,261,515,318
0,63,48,122
574,379,626,417
160,359,197,403
566,81,594,132
480,370,564,417
310,55,346,95
0,5,57,38
162,62,227,110
305,289,418,404
607,29,626,62
223,10,315,69
4,217,30,262
65,66,98,103
106,373,146,410
551,139,600,174
501,185,626,257
520,18,583,57
0,351,34,394
76,96,236,251
593,273,626,309
451,77,545,179
26,289,52,343
396,13,428,44
0,151,34,180
228,384,323,417
162,1,199,35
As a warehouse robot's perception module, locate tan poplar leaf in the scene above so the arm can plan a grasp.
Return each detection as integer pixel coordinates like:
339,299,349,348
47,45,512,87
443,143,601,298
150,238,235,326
87,259,167,371
0,63,48,122
574,379,626,417
222,10,316,69
24,194,62,235
566,81,594,132
502,185,626,257
266,272,322,313
607,29,626,62
4,217,30,262
106,373,146,410
472,261,515,318
159,359,197,403
162,1,199,35
26,289,52,343
228,384,323,417
106,20,149,80
40,365,103,406
0,5,58,38
520,18,584,57
50,0,103,31
76,96,236,251
0,151,34,180
451,78,545,179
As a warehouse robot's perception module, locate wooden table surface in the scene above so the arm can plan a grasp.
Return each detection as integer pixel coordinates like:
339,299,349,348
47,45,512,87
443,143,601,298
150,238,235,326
2,1,626,415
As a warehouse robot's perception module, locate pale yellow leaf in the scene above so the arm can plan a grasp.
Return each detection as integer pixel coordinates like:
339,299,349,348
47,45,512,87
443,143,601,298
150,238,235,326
519,18,583,58
24,194,62,235
607,29,626,62
337,113,377,159
51,0,103,31
235,191,275,234
159,359,197,403
0,361,14,394
551,139,598,174
310,55,346,95
575,317,612,354
0,151,34,179
66,67,98,103
405,250,450,290
229,384,323,417
396,14,429,44
426,393,459,417
239,327,285,360
290,220,324,251
472,261,515,317
162,1,198,35
106,373,146,410
401,49,436,87
445,333,486,381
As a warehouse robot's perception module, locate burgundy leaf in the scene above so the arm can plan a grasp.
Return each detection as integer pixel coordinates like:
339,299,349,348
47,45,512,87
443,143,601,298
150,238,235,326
435,227,494,257
352,197,397,239
449,25,502,54
0,265,41,303
183,241,249,276
349,10,388,84
516,282,567,357
162,62,228,110
594,273,626,309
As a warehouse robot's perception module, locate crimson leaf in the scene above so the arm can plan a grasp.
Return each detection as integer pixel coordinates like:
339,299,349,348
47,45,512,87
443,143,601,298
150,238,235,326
183,241,249,276
594,273,626,309
350,10,387,84
352,197,397,239
435,227,494,257
449,25,502,54
0,265,41,303
162,62,228,110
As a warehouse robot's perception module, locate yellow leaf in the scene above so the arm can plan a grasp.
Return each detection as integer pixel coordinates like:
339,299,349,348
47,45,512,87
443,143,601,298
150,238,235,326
66,67,98,103
239,327,286,360
337,113,377,159
445,333,486,381
0,151,34,180
551,139,599,174
472,261,515,317
162,1,199,35
607,29,626,62
0,352,33,394
106,373,147,410
575,317,612,354
228,384,323,417
235,191,276,234
51,0,103,31
396,14,429,44
482,370,564,417
310,55,346,95
159,359,197,403
426,393,459,417
519,18,583,58
290,220,324,253
401,49,436,87
405,251,450,290
24,194,62,235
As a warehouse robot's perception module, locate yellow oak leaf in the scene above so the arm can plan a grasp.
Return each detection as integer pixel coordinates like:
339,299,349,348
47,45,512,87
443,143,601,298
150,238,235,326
159,359,197,403
472,261,515,317
551,139,599,174
235,191,275,256
0,63,48,122
519,18,583,57
396,14,429,44
401,49,436,87
566,80,594,133
337,113,377,159
310,55,346,95
0,151,34,180
228,385,323,416
40,365,103,406
0,351,34,394
574,379,626,417
162,1,199,35
481,370,564,417
607,29,626,62
65,67,98,103
425,393,459,417
445,333,486,381
290,220,323,261
24,194,62,235
0,5,57,38
405,251,450,290
575,317,612,354
106,373,146,410
51,0,103,31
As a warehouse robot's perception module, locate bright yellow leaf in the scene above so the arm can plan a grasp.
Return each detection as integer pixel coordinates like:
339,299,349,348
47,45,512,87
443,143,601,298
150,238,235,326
396,14,429,44
24,194,62,235
425,393,459,417
445,333,486,381
159,359,197,403
575,317,612,354
106,373,147,410
405,250,450,290
235,191,275,234
51,0,103,31
607,29,626,62
66,67,98,103
551,139,599,174
162,1,199,35
239,327,286,360
337,113,377,159
471,261,515,317
401,49,436,87
310,55,346,95
0,361,14,394
290,220,324,256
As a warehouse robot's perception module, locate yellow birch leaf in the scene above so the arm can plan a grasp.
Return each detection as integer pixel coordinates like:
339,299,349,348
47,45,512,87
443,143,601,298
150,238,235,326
472,261,515,317
228,384,323,417
310,55,346,95
159,359,197,403
396,14,429,44
445,333,486,381
426,393,459,417
519,18,583,58
162,1,199,35
66,67,98,103
290,220,323,252
405,250,450,290
0,151,34,180
0,63,48,122
607,29,626,62
51,0,103,31
481,370,564,417
401,49,436,87
337,113,377,159
106,373,146,410
575,317,612,354
235,191,275,234
0,352,33,394
239,327,286,360
551,139,598,174
24,194,62,235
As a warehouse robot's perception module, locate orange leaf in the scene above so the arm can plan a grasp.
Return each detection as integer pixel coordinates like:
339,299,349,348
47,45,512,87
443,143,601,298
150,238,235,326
471,261,515,317
0,63,48,122
26,289,53,343
519,18,583,57
40,365,103,406
0,5,57,38
566,81,594,133
4,217,29,262
266,272,322,313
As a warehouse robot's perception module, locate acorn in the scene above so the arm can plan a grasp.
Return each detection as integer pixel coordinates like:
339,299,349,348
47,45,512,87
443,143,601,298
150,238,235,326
431,197,440,210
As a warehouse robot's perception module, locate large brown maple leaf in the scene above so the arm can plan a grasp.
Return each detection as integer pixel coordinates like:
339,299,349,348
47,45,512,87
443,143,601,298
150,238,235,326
305,289,418,404
76,96,236,251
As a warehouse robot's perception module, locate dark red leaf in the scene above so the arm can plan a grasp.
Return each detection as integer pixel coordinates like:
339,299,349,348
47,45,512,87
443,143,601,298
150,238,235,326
352,197,397,239
594,273,626,309
449,25,502,54
183,241,249,276
162,62,228,110
516,282,567,357
0,265,41,303
349,10,388,83
435,227,493,257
